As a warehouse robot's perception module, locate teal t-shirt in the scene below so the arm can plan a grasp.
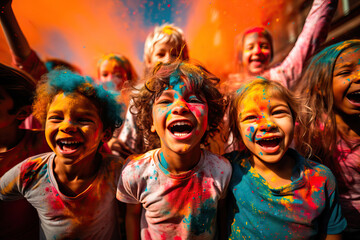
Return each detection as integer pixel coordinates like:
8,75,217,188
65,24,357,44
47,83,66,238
225,148,347,239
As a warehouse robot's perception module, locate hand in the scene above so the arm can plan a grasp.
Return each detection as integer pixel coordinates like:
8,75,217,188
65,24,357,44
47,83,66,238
108,137,136,159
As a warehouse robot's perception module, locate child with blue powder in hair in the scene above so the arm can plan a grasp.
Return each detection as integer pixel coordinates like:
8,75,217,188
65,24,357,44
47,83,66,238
294,39,360,240
225,78,347,239
0,63,51,240
117,61,232,239
0,70,124,239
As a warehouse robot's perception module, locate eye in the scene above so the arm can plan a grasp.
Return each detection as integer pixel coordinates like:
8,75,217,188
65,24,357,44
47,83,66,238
156,52,165,58
242,115,258,122
188,95,204,104
260,43,269,49
335,69,352,76
78,118,94,124
101,72,108,77
48,115,63,122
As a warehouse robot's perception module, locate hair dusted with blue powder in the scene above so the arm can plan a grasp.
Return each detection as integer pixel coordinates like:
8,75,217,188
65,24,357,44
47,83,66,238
33,69,123,134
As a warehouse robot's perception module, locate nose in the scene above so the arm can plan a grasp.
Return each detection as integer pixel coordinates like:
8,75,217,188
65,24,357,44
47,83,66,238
259,117,276,131
254,44,262,54
59,120,77,133
172,99,189,115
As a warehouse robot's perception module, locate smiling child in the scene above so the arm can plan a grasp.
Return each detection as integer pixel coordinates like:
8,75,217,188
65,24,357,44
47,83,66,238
117,61,232,239
0,69,124,239
225,78,347,239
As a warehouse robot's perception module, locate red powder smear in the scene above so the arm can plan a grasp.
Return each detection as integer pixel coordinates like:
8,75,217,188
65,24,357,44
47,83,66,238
20,157,44,187
164,171,212,216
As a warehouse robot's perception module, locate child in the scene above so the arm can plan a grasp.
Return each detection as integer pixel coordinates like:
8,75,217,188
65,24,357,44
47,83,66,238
227,0,337,90
294,39,360,239
117,61,232,239
97,53,140,158
225,78,347,239
116,23,190,157
143,24,189,75
0,69,124,239
0,63,51,240
97,53,138,93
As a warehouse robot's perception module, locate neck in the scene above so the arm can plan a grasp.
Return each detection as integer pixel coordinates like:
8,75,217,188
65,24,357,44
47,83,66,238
335,113,360,139
0,124,24,153
250,153,295,188
159,146,202,174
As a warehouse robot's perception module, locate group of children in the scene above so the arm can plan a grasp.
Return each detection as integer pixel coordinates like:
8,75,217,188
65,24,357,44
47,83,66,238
0,0,359,239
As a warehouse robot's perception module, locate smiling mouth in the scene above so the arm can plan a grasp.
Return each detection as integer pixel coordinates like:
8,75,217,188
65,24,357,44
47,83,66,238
257,137,282,148
57,140,82,151
168,121,194,137
347,90,360,103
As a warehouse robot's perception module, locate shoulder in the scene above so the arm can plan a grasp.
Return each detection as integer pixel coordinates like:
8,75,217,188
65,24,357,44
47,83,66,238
203,150,232,176
289,149,337,188
121,150,156,176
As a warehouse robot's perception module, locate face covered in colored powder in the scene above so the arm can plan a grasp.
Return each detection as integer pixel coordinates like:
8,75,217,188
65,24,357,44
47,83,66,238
242,32,272,76
237,87,294,165
332,47,360,117
45,92,109,166
98,59,128,91
151,74,208,156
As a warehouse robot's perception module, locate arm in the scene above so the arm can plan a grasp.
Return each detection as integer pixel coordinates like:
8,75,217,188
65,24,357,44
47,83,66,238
0,0,31,60
217,198,227,240
125,203,142,240
0,0,47,79
324,234,342,240
269,0,338,88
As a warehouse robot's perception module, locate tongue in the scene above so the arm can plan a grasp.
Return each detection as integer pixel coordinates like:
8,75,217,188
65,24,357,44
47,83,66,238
259,139,279,148
62,144,79,151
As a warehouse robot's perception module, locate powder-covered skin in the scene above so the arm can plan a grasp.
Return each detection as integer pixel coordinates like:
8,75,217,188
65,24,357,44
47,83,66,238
0,152,123,240
117,149,232,240
225,149,347,239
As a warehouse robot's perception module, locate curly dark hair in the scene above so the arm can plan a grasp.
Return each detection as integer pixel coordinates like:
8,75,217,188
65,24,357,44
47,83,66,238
131,61,226,151
33,69,124,134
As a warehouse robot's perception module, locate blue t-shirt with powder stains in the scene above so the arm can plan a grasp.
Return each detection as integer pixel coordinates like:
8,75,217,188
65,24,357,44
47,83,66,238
225,148,347,239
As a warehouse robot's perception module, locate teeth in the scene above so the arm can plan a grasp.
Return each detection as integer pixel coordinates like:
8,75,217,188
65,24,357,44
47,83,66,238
173,133,189,137
59,140,81,145
260,137,279,141
169,121,192,128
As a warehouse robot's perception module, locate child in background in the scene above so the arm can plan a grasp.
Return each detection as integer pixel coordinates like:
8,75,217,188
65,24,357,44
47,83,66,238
227,0,337,90
116,24,190,157
117,62,231,239
294,39,360,239
97,53,140,158
225,78,347,239
0,70,124,239
143,24,189,74
0,63,51,240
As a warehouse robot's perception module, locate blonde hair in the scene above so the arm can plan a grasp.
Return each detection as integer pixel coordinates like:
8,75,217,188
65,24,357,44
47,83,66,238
229,77,311,155
144,24,189,66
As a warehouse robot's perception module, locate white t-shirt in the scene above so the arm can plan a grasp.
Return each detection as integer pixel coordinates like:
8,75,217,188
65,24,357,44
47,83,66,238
117,148,232,239
0,152,123,240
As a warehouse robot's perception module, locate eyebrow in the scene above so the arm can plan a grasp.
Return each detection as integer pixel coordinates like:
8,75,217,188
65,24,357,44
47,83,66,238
335,62,354,69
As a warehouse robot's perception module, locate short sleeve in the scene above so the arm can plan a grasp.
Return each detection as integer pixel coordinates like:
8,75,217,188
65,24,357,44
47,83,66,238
321,166,347,234
0,161,24,201
116,159,141,204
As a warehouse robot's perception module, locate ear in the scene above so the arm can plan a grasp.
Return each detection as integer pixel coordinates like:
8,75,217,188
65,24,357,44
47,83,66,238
102,128,113,142
15,105,32,121
151,124,156,133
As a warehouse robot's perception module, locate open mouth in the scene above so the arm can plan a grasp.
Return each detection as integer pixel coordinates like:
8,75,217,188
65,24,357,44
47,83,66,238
57,140,82,152
347,90,360,104
168,121,194,137
257,137,282,148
